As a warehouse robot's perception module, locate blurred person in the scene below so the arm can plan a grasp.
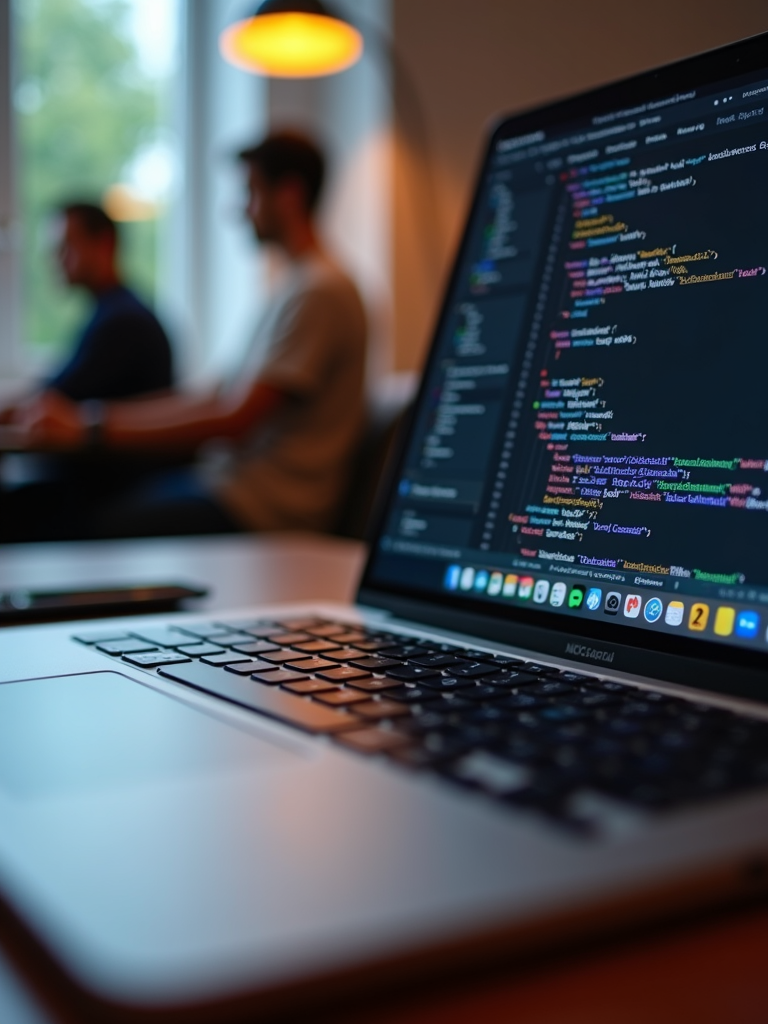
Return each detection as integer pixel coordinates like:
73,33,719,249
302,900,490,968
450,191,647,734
0,202,173,424
5,131,367,542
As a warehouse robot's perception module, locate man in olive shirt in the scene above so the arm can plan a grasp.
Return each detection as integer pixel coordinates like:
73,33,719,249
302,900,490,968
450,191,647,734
9,132,367,541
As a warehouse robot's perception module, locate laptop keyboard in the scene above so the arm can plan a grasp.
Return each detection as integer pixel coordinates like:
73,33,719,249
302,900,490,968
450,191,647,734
75,617,768,835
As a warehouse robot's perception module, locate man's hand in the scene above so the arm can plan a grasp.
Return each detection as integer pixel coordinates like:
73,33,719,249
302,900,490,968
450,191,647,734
14,391,87,450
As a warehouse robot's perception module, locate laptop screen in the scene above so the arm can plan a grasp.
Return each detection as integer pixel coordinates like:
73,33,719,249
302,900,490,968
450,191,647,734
364,34,768,669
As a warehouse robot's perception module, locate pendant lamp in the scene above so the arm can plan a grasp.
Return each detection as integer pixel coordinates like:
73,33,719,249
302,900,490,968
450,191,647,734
220,0,363,78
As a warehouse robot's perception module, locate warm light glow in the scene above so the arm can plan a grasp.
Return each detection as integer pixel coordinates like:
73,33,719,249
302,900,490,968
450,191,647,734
220,12,363,78
102,184,159,222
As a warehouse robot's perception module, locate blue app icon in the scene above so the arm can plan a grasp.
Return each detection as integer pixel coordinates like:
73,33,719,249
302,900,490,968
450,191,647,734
735,611,760,639
444,565,461,590
474,570,490,592
585,588,602,611
643,597,663,623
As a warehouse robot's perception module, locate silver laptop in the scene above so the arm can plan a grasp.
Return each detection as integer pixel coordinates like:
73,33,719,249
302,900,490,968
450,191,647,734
1,33,767,1020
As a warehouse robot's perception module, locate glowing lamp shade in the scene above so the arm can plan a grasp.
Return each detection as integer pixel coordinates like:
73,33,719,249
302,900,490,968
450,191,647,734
220,2,363,78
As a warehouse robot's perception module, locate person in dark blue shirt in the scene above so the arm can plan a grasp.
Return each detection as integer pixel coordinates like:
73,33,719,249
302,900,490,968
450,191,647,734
48,283,173,401
0,202,175,524
46,202,173,400
1,202,173,417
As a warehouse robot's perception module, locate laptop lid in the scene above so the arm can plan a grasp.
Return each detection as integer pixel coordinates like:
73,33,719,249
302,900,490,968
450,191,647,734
359,32,768,705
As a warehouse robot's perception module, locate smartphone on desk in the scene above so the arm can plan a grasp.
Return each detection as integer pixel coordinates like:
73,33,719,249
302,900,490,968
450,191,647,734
0,583,209,624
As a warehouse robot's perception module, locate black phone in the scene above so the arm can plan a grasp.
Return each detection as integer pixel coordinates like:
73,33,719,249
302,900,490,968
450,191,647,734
0,583,209,624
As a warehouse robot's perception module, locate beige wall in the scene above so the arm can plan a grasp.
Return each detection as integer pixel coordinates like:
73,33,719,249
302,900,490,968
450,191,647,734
391,0,768,371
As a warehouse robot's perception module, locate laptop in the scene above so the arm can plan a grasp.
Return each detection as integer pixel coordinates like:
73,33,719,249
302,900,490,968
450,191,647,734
1,32,767,1021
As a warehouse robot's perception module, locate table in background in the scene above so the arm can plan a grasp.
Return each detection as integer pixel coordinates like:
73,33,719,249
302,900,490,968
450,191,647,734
0,533,765,1024
0,532,366,615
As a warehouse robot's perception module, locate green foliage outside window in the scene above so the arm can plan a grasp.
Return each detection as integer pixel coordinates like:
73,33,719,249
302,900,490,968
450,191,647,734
15,0,171,356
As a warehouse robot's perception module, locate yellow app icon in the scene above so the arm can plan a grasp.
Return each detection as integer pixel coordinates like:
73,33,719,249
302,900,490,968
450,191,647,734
688,603,710,632
714,606,735,637
665,600,685,626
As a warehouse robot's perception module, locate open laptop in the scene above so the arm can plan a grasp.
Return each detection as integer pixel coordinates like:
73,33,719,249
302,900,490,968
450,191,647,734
1,32,767,1021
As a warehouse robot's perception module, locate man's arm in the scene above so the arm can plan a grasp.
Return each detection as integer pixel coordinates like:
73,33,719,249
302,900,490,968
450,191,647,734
20,379,284,453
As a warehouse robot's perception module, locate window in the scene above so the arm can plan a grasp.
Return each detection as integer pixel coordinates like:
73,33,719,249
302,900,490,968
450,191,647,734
12,0,180,366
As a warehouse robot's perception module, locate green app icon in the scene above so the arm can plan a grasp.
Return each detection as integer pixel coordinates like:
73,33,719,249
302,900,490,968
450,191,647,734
568,586,585,609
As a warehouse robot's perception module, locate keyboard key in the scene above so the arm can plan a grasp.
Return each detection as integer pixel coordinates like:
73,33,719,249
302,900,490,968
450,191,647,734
275,616,325,631
259,650,309,665
571,691,623,709
200,652,251,666
203,632,257,647
216,619,275,633
521,662,560,675
461,649,499,662
97,640,157,655
447,751,532,795
73,630,132,645
306,623,348,638
282,679,339,695
252,669,309,685
230,641,280,655
157,662,356,733
539,705,589,723
175,643,226,657
123,651,192,668
559,671,600,685
286,656,337,672
415,675,474,693
385,665,441,683
384,685,443,704
499,692,549,710
526,680,577,698
482,670,540,688
352,699,410,720
350,640,395,653
460,685,509,702
465,705,512,725
348,656,404,672
345,676,404,693
449,662,499,679
334,727,410,754
639,690,674,703
316,666,373,683
290,640,343,654
177,623,231,639
408,653,465,669
418,731,475,761
331,631,368,644
585,680,632,694
320,648,367,663
484,654,526,667
378,644,431,660
313,689,371,707
397,711,453,736
224,659,281,675
268,632,313,645
238,624,281,638
621,701,663,718
130,628,193,648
